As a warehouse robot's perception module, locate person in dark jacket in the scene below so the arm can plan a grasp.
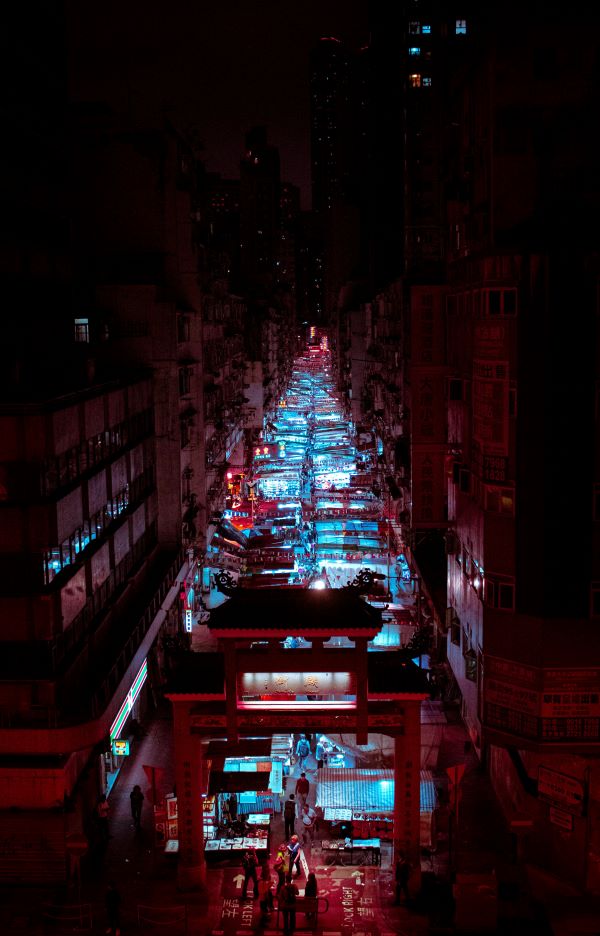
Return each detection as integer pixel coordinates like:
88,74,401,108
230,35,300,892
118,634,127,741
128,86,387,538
304,871,318,923
279,873,299,936
130,784,144,829
241,845,259,899
284,793,296,839
394,851,411,904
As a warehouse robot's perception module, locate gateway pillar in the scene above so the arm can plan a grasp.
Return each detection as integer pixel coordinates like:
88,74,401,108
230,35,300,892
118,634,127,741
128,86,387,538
393,702,422,888
172,702,206,890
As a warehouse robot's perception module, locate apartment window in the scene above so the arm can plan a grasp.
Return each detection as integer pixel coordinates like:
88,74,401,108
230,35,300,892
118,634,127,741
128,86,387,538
42,482,135,585
177,315,190,343
409,73,422,88
451,615,461,646
459,467,471,494
484,288,518,316
465,648,477,682
408,47,421,56
485,577,515,611
484,486,515,516
74,318,90,343
180,418,191,449
422,77,432,87
449,378,463,401
409,21,421,34
422,24,431,34
455,19,467,35
178,366,192,397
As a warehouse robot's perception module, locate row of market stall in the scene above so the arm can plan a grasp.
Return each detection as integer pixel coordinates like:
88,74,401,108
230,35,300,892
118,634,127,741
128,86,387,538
182,335,435,864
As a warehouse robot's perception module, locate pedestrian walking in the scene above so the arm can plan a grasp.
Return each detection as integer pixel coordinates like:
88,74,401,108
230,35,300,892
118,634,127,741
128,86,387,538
284,793,296,839
315,736,327,768
394,850,411,904
279,873,299,936
295,735,310,771
241,845,259,899
228,793,238,822
95,794,110,843
287,834,302,878
104,880,121,935
294,772,310,812
130,784,144,830
257,865,274,922
274,842,289,891
301,803,316,845
304,871,318,923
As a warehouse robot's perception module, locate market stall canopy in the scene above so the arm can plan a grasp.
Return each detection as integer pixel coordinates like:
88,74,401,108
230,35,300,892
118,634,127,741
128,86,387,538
208,771,271,795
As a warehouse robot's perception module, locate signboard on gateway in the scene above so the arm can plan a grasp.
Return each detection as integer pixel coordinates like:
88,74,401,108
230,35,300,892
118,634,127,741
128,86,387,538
537,766,586,816
238,671,356,704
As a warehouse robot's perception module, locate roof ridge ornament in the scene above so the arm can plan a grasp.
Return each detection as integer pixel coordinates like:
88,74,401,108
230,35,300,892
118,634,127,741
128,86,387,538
215,570,239,596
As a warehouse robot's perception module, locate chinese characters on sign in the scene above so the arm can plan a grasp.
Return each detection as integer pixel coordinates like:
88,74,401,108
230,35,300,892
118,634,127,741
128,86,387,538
238,671,355,698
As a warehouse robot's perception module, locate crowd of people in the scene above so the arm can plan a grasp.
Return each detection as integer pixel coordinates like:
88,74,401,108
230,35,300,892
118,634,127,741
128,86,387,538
240,838,320,936
238,738,326,936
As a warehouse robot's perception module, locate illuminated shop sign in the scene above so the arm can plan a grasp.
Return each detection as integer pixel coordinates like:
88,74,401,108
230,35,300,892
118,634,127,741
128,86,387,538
109,659,148,741
112,739,130,756
239,671,355,700
254,442,286,459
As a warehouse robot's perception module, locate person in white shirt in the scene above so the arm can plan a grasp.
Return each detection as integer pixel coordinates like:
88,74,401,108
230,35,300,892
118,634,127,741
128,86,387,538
301,803,316,844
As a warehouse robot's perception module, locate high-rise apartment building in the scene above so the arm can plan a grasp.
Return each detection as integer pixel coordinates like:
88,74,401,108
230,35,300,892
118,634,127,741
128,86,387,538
443,4,600,890
240,126,281,294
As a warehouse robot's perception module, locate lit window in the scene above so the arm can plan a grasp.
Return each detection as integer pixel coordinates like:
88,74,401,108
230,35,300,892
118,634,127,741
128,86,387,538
409,73,422,88
409,21,421,34
422,24,431,34
456,19,467,35
465,648,477,682
408,47,421,56
74,318,89,343
423,77,432,87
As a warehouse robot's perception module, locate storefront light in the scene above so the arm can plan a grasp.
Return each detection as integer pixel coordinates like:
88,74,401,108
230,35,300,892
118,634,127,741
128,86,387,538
110,659,148,741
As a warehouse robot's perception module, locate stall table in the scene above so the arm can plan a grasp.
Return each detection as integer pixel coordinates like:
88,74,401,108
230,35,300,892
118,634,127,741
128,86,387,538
321,838,381,866
246,813,271,828
205,835,269,861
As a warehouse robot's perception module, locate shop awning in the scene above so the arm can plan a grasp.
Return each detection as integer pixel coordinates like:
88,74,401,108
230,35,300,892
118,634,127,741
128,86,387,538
208,771,271,795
